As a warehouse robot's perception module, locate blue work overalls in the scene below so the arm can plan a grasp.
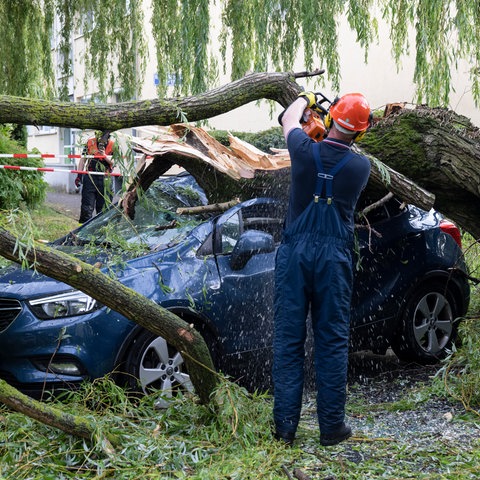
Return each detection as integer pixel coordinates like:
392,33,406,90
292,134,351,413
273,142,355,437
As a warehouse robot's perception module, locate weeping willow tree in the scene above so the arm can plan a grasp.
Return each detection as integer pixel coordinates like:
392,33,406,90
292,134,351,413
1,0,480,443
0,0,479,107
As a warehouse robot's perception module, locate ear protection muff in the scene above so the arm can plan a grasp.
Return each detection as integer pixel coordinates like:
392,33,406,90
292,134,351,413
324,112,332,129
324,96,339,129
353,129,367,142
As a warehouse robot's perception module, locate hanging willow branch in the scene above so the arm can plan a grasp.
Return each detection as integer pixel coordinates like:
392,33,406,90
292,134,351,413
1,1,480,106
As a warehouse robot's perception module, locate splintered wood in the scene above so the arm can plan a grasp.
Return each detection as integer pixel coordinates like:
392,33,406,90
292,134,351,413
125,122,434,217
131,124,290,180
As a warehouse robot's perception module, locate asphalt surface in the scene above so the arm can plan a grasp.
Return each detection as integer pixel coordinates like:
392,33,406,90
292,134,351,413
46,189,81,221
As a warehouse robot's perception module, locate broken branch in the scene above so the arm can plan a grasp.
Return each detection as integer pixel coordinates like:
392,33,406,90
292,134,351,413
293,68,325,79
359,192,395,217
176,199,241,215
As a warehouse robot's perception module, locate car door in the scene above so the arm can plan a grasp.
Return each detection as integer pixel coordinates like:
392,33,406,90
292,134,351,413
350,194,428,350
207,199,283,358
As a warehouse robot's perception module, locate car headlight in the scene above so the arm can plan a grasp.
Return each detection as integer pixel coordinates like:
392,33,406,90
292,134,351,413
28,291,102,320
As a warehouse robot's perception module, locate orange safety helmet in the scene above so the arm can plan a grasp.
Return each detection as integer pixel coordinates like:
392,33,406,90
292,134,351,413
325,93,372,133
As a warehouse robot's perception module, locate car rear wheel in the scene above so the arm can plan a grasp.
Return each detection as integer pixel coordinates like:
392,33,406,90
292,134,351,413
391,280,460,363
123,329,194,406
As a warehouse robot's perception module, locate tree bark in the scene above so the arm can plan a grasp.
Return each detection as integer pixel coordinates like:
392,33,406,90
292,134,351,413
361,106,480,239
0,72,301,130
0,379,119,450
0,228,218,406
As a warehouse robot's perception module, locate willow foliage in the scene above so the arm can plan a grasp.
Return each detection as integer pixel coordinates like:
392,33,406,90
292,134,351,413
0,0,55,98
0,0,479,107
152,0,213,97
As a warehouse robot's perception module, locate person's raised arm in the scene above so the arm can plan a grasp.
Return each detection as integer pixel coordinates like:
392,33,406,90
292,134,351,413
280,91,316,140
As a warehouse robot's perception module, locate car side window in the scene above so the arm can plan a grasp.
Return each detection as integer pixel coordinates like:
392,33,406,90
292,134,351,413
241,204,284,244
209,201,283,257
355,189,406,227
220,212,242,254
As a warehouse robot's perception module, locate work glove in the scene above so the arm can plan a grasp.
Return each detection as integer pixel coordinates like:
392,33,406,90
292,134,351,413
298,91,317,108
278,91,317,126
74,174,83,188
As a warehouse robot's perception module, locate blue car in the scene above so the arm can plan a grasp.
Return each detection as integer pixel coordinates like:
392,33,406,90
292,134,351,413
0,174,470,400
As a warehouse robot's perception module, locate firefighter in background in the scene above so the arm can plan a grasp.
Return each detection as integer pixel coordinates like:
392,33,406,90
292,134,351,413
75,131,115,224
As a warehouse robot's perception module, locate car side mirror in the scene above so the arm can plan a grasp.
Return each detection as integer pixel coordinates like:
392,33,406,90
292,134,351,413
230,230,275,271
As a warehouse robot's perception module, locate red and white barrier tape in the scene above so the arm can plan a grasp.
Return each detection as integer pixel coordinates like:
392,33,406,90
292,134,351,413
0,153,142,160
0,165,122,176
0,152,147,176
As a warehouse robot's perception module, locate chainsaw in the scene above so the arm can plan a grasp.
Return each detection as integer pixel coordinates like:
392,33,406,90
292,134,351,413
300,91,332,142
278,91,333,142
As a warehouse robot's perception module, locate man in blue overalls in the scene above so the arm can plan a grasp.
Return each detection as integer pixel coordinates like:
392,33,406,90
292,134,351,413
273,92,372,446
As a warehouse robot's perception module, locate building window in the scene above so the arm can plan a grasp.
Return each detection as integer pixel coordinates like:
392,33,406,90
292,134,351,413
27,125,57,135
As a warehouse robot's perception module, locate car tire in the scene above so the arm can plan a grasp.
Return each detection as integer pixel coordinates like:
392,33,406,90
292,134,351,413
123,329,194,403
391,280,460,363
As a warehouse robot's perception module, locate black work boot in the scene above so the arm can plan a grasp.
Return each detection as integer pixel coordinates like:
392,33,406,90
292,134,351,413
320,422,352,446
273,430,295,447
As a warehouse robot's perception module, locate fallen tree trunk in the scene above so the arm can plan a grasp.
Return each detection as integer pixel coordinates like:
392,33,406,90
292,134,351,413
124,124,435,219
361,106,480,239
0,228,218,406
0,71,305,130
1,68,476,233
121,128,434,229
0,379,119,450
126,105,480,239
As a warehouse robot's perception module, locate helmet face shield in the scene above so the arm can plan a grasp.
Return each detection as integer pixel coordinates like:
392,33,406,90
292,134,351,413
329,93,372,132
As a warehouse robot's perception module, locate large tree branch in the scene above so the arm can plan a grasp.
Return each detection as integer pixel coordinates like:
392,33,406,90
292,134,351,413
0,71,307,130
354,145,436,210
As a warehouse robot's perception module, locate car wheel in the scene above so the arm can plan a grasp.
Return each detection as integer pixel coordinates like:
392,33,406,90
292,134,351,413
123,329,194,405
391,280,460,363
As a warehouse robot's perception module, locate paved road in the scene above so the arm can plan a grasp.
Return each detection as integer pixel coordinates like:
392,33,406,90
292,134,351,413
46,190,81,220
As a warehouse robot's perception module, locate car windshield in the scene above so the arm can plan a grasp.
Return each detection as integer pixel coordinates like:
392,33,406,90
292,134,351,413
70,179,206,252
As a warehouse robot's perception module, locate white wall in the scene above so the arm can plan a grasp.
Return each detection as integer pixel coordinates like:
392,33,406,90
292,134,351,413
206,13,480,131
